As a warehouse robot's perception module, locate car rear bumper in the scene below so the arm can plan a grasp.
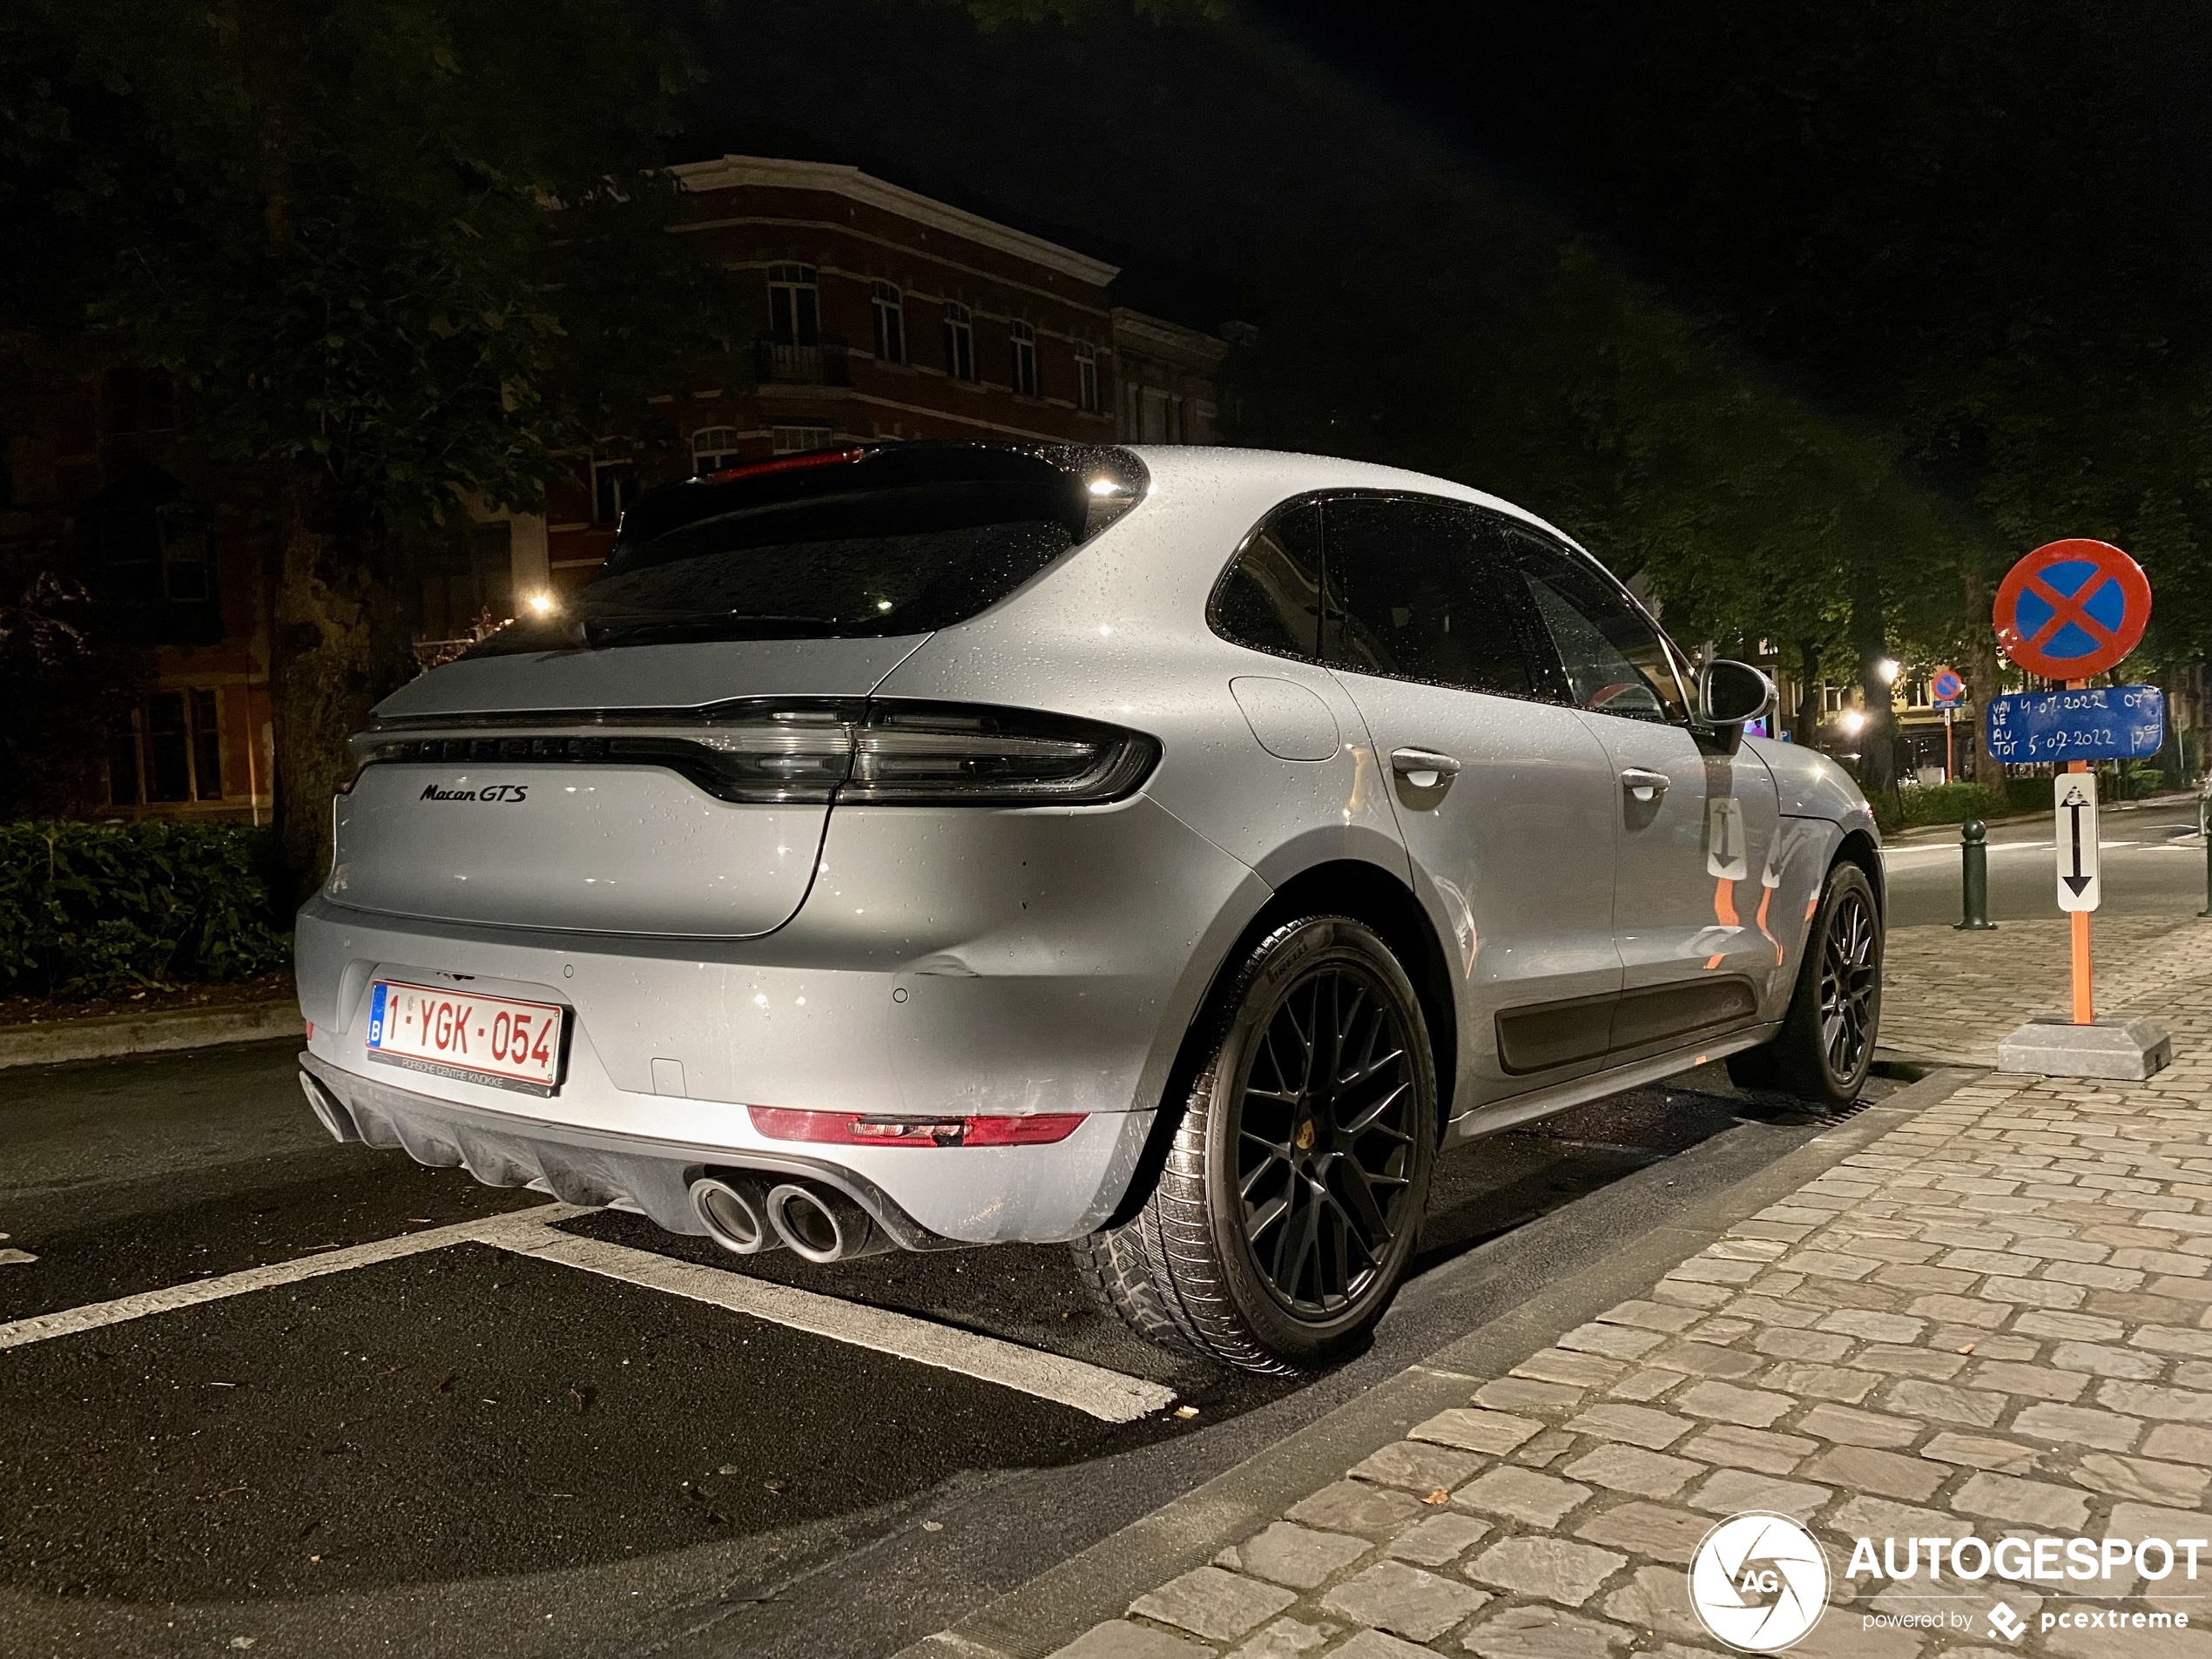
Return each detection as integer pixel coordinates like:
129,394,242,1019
299,1048,1154,1246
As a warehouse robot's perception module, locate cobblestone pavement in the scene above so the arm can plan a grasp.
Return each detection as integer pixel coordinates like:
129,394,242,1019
1881,916,2211,1066
1049,952,2212,1659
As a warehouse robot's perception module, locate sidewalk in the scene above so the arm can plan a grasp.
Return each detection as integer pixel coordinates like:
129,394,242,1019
923,919,2212,1659
1882,916,2212,1067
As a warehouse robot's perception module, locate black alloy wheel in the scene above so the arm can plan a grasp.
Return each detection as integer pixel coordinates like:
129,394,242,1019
1071,915,1437,1374
1817,882,1880,1082
1234,962,1420,1318
1727,860,1883,1110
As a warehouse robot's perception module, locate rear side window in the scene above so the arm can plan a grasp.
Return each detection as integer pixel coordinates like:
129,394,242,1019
469,443,1146,655
1504,529,1688,722
1322,496,1536,698
1211,498,1324,658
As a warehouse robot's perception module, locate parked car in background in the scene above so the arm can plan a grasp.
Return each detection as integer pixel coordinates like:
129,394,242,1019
293,442,1883,1373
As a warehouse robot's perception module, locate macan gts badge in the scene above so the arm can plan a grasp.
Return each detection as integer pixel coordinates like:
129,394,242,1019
295,442,1884,1373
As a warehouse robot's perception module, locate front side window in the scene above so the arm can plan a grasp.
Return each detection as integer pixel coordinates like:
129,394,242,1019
1076,344,1100,413
942,303,975,381
1505,529,1687,722
871,281,905,364
1210,498,1323,658
768,263,819,347
691,427,741,476
1323,496,1536,698
1009,320,1039,397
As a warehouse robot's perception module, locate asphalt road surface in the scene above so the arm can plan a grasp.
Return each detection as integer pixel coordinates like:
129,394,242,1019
0,1035,1910,1659
1881,794,2207,926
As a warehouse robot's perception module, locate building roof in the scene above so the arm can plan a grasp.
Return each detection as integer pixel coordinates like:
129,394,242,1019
1111,307,1230,368
670,156,1121,288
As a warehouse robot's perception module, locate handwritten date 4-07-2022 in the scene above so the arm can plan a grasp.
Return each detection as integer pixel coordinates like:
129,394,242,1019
1985,685,2164,765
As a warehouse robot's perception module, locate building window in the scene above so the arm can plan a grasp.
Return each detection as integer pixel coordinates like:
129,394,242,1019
162,517,211,603
768,263,820,347
108,368,176,437
691,427,741,475
941,302,975,382
591,457,634,527
192,690,224,799
1008,320,1039,398
1135,386,1183,443
772,422,835,455
871,282,906,365
109,688,224,806
1076,343,1100,413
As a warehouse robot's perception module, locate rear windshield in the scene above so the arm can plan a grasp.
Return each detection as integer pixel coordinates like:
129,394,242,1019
469,443,1146,656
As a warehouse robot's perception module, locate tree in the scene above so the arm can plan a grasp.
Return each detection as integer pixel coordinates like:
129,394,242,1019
1223,174,1993,734
2,0,744,888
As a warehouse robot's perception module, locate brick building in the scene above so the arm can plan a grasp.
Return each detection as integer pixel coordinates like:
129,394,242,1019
498,155,1219,621
0,361,276,822
3,158,1229,820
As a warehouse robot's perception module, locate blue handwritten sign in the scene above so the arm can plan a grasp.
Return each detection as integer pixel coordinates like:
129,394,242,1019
1984,685,2164,764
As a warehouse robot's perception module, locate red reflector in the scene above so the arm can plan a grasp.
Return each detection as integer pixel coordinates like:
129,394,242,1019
747,1105,1085,1148
702,447,867,485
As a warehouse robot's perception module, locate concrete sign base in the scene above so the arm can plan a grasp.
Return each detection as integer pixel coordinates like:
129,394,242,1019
1995,1015,2173,1081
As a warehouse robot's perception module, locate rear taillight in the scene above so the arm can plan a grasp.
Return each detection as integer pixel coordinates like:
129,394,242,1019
748,1105,1087,1148
840,705,1157,806
343,700,1157,806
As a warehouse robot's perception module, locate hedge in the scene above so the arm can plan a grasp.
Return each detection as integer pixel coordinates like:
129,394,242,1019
0,821,292,998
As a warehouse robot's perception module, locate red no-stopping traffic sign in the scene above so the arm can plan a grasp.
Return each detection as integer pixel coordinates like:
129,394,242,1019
1993,538,2151,680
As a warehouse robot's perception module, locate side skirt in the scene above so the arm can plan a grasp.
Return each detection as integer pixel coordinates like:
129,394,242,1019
1443,1021,1781,1145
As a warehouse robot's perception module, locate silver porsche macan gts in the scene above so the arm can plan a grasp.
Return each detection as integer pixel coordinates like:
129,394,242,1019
293,442,1883,1373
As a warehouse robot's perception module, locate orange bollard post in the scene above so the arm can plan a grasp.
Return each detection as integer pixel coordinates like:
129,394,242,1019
2068,751,2093,1025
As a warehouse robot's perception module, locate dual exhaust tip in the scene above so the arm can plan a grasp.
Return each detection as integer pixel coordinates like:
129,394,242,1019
688,1173,894,1264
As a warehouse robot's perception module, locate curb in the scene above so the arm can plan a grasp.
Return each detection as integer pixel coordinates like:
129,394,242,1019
891,1064,1982,1659
0,1001,303,1070
1885,789,2199,846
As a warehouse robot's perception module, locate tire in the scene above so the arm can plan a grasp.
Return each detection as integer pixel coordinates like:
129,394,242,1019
1727,860,1883,1109
1076,915,1437,1375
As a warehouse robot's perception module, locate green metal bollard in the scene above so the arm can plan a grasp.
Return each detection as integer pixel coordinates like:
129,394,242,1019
1956,818,1998,931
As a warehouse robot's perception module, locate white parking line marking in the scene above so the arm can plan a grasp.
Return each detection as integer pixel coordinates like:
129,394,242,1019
492,1224,1178,1424
0,1204,585,1352
0,1206,1177,1425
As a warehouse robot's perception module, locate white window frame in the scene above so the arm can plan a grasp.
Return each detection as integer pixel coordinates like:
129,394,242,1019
1008,320,1039,398
871,281,905,365
767,262,820,346
771,422,836,456
691,427,741,476
941,302,975,382
1075,343,1100,413
591,455,635,526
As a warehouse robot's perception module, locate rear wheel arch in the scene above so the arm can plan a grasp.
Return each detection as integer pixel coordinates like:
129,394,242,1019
1101,855,1456,1234
1251,860,1459,1133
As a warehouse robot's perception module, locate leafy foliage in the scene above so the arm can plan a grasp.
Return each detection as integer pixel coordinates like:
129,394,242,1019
0,822,290,996
1222,177,1992,658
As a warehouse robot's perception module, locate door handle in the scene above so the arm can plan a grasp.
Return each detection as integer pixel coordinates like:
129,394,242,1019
1390,747,1461,790
1620,767,1669,802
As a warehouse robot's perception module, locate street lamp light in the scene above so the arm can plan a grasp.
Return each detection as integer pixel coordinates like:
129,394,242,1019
1878,658,1902,685
1838,708,1868,736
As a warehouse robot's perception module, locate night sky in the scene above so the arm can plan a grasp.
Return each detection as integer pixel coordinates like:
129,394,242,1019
686,0,2212,350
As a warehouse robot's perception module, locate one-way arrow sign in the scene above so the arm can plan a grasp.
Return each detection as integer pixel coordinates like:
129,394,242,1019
2054,772,2101,913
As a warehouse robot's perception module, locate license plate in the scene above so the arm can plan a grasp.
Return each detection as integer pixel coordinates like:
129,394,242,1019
363,981,566,1096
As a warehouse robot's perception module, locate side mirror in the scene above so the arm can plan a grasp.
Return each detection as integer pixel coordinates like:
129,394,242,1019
1699,659,1776,727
